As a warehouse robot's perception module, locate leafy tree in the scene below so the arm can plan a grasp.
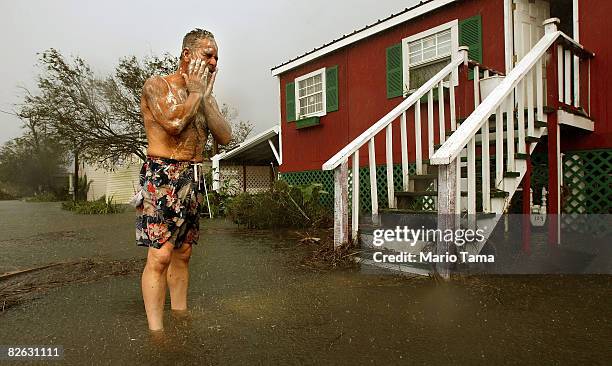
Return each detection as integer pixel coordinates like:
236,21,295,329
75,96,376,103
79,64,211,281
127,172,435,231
0,131,69,197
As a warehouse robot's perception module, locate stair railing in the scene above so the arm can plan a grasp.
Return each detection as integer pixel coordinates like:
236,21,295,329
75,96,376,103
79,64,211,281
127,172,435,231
431,18,594,223
322,47,470,247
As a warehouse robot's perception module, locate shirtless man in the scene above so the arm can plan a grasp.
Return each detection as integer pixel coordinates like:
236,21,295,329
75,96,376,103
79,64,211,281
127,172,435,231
136,28,231,331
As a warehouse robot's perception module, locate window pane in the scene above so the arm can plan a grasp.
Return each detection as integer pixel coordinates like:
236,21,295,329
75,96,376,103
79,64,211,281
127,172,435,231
314,74,322,84
437,42,451,56
422,46,436,60
422,35,435,49
410,53,422,64
409,42,421,53
437,31,451,43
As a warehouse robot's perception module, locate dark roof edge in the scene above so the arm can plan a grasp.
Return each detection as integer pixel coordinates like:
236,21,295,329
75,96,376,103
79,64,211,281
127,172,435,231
271,0,440,73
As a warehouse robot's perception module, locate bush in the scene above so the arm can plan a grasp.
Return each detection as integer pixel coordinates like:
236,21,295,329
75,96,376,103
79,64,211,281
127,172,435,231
76,175,92,201
61,196,125,214
202,169,233,218
25,191,61,202
226,181,332,229
0,190,16,200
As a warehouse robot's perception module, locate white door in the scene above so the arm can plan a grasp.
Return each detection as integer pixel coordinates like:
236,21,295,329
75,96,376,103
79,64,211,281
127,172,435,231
513,0,550,62
513,0,550,106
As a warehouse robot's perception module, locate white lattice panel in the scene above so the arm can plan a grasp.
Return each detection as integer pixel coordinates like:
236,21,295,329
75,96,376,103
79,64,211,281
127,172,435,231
218,165,274,195
246,166,273,193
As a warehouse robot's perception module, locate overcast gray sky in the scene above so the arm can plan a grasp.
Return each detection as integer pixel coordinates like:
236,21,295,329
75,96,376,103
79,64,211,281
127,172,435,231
0,0,418,145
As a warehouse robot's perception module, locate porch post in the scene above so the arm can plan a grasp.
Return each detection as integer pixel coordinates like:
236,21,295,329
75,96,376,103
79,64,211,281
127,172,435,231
522,157,532,255
242,165,247,193
333,160,349,249
544,18,561,246
212,156,220,192
436,162,457,279
547,114,561,246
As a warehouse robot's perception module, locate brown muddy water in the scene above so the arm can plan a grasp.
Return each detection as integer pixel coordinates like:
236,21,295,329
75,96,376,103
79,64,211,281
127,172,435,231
0,201,611,365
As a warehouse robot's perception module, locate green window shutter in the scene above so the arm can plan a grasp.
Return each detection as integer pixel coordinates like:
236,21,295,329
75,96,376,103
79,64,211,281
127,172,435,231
459,15,483,80
386,43,403,99
326,66,339,112
286,82,296,122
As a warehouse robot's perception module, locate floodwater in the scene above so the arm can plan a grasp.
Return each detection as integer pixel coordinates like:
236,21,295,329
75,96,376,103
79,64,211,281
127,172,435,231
1,201,611,365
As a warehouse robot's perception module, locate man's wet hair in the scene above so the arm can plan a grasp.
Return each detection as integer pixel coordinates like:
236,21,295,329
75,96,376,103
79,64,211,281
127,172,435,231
182,28,215,53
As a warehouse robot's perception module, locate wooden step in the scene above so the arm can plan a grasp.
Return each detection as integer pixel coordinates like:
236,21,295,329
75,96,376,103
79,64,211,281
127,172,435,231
459,152,529,162
379,208,437,215
456,107,554,125
395,191,438,197
409,174,438,180
514,153,529,160
460,190,509,198
503,171,521,178
374,209,501,218
446,120,547,137
396,188,509,198
435,135,540,149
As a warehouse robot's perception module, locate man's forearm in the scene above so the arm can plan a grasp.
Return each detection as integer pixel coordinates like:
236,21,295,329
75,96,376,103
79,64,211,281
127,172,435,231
203,96,232,145
165,92,203,135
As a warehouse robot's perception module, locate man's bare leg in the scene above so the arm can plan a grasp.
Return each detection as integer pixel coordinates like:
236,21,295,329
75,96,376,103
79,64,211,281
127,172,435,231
167,243,192,311
142,242,174,331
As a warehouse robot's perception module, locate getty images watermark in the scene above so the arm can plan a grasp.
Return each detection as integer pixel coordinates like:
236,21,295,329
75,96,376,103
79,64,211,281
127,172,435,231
369,226,495,264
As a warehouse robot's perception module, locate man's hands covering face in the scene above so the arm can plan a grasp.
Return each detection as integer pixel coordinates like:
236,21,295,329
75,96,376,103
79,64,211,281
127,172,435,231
182,59,217,98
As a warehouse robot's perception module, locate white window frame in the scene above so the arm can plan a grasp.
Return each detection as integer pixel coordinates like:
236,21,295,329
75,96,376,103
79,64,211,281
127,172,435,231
401,19,459,95
294,67,327,119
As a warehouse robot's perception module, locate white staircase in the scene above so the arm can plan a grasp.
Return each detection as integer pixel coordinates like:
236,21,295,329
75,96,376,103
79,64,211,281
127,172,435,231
322,19,594,277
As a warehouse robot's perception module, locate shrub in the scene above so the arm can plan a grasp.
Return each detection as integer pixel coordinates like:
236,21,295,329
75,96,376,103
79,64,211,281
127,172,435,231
76,175,92,201
25,191,61,202
202,169,233,218
61,196,125,214
0,190,16,200
226,181,332,229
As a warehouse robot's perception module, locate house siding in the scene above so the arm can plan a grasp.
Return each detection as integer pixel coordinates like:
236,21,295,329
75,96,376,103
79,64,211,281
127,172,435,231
81,160,141,204
279,0,506,173
560,0,612,151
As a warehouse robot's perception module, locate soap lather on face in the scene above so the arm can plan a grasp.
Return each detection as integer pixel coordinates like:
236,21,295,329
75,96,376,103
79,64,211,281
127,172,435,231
189,38,219,74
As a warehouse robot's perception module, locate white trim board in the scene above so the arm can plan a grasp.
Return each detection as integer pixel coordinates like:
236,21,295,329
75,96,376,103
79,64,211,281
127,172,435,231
270,0,460,76
401,19,459,92
294,67,327,119
213,126,280,162
276,77,283,165
557,110,594,131
504,0,514,73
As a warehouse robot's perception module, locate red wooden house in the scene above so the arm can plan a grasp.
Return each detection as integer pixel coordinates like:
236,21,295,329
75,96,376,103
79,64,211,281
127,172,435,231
271,0,611,267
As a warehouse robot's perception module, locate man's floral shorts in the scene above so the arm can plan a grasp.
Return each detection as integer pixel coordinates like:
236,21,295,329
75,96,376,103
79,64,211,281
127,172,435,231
135,156,204,249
